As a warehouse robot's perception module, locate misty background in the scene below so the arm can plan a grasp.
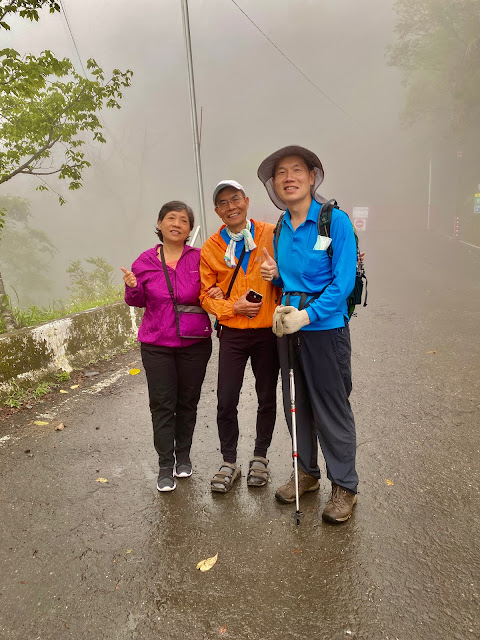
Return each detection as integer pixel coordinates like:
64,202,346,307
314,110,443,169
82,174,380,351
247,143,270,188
0,0,435,305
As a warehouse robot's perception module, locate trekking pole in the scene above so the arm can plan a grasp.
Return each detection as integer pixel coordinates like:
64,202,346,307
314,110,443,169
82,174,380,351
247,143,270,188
288,335,304,526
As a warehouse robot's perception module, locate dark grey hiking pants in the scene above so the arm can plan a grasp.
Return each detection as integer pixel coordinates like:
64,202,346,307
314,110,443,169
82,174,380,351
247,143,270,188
278,325,358,493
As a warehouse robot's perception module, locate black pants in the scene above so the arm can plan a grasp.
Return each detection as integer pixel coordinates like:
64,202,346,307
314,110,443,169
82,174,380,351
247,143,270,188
217,327,279,464
140,339,212,468
278,326,358,493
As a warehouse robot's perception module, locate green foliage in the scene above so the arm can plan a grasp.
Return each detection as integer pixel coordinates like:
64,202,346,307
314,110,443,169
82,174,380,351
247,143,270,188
67,256,121,302
3,376,57,408
0,1,60,31
0,0,133,202
0,195,56,305
31,380,51,398
0,51,133,200
54,370,70,382
4,381,27,407
0,287,123,334
387,0,480,134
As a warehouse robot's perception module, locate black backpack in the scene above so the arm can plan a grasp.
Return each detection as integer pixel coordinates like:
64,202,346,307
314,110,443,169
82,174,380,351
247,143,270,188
273,199,367,318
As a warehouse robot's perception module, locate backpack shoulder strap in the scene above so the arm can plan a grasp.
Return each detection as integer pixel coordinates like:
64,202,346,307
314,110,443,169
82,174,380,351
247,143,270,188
317,199,338,237
317,199,338,258
273,212,285,258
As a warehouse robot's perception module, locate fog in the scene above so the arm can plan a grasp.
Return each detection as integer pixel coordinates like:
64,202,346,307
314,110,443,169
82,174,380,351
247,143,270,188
1,0,430,304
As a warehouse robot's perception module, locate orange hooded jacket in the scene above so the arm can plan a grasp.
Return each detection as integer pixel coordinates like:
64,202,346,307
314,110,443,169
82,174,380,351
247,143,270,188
199,219,281,329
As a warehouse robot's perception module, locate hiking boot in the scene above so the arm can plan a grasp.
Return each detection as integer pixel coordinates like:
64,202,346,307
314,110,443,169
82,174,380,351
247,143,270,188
322,483,357,524
175,462,192,478
275,468,320,504
157,467,176,492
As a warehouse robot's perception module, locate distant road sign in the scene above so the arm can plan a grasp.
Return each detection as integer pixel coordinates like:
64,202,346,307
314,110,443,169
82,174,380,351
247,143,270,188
353,218,367,231
352,207,369,219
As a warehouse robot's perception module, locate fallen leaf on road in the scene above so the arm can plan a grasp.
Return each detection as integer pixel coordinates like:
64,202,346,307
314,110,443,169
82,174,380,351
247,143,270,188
70,385,79,389
59,389,68,394
196,553,218,572
95,477,108,483
55,423,65,431
125,549,132,554
427,350,436,354
386,479,394,486
33,421,49,426
129,368,141,375
292,548,302,555
218,626,227,635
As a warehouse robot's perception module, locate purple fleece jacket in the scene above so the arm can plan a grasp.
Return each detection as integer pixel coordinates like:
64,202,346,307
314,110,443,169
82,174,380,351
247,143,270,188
125,244,212,348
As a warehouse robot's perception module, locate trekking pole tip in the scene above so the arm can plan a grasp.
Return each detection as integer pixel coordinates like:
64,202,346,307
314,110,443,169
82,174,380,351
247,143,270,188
293,510,304,526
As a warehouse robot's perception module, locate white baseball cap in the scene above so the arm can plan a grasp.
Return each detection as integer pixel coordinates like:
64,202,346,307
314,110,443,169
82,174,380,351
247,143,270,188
213,180,246,204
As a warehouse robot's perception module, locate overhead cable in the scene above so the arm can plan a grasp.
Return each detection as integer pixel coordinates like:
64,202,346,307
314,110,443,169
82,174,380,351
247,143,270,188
58,0,127,166
229,0,359,125
59,0,87,76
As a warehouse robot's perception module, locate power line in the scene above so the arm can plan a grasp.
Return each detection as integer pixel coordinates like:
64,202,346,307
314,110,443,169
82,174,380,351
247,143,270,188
58,0,87,77
57,0,128,166
229,0,359,125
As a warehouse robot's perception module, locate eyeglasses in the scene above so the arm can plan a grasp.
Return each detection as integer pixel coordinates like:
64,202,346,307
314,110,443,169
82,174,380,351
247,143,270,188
216,194,244,210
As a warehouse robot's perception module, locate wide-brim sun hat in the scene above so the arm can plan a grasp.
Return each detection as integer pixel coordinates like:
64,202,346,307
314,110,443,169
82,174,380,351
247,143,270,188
257,145,327,210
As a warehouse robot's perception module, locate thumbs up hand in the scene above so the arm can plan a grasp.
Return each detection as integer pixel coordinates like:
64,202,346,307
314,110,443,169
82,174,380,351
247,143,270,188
121,267,137,288
260,247,279,282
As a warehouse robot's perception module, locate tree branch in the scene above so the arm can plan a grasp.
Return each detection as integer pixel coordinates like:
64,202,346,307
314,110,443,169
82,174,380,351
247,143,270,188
0,132,60,184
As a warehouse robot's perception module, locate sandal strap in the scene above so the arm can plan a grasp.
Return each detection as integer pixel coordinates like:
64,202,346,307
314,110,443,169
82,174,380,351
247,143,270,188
248,469,269,479
211,463,238,486
212,471,233,481
248,457,269,479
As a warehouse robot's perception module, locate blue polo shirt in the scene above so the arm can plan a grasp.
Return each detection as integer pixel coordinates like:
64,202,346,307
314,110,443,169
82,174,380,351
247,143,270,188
220,221,254,273
272,199,357,331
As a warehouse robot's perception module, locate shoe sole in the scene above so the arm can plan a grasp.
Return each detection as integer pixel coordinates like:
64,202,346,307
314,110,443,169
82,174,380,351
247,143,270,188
247,478,268,487
275,481,320,504
174,469,192,478
322,496,357,524
157,481,177,492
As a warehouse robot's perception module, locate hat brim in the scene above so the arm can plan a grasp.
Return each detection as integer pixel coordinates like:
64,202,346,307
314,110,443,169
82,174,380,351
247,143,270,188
257,145,326,210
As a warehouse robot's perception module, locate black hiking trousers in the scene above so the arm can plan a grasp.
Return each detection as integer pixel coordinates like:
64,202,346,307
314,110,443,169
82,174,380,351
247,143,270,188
141,339,212,469
217,326,279,464
278,325,358,493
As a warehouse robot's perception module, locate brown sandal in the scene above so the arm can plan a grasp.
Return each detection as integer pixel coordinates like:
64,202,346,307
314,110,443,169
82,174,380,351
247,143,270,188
247,457,270,487
210,462,242,493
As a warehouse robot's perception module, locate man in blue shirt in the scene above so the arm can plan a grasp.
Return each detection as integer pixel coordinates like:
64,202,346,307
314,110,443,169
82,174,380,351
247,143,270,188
258,145,359,524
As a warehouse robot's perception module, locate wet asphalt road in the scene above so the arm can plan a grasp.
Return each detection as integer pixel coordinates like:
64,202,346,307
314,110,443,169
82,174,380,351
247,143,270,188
0,230,479,640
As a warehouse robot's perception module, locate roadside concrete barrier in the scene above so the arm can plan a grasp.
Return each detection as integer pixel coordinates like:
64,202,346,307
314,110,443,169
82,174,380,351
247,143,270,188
0,301,143,403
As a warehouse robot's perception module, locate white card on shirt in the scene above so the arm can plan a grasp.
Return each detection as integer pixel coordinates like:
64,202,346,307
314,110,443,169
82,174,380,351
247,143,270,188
313,235,332,251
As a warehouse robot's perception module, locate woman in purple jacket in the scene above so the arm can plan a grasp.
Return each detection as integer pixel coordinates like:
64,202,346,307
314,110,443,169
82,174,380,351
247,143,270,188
122,201,220,492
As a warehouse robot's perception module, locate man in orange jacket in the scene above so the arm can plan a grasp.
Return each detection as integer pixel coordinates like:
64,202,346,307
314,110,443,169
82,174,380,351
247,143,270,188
200,180,281,493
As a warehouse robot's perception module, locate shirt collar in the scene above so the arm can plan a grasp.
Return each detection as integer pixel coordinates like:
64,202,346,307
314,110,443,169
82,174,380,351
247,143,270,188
284,198,320,228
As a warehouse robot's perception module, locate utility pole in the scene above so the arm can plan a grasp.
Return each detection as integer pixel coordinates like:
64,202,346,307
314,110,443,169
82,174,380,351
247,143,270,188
181,0,208,244
427,154,432,231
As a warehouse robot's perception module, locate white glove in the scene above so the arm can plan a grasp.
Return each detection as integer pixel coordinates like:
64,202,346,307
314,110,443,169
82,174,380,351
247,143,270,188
272,305,294,337
281,307,310,335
